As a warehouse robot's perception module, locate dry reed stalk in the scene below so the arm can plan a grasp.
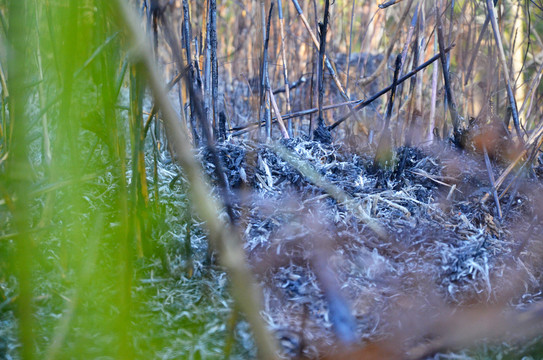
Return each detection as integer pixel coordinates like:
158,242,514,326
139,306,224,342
210,0,219,136
203,1,213,138
330,45,454,130
427,32,439,143
291,0,368,132
317,0,331,129
436,0,461,145
268,88,289,138
482,119,543,202
110,1,280,359
231,47,452,137
344,0,356,96
273,144,386,238
483,145,503,219
464,12,490,86
374,54,402,171
395,2,419,145
260,2,273,140
358,0,414,87
276,0,292,135
519,61,543,130
485,0,524,143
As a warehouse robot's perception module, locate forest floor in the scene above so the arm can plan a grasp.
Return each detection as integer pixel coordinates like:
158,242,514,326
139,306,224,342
199,135,543,358
2,118,543,360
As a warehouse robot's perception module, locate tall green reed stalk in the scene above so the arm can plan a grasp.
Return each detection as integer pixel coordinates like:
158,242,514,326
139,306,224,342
1,1,152,358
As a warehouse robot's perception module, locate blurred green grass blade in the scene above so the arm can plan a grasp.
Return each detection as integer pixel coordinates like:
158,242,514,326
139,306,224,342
6,1,36,359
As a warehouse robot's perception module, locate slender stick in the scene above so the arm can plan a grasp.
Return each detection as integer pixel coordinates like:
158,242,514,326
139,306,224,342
203,0,213,140
330,46,454,130
464,14,490,86
277,0,292,135
210,0,219,136
374,54,402,170
181,0,200,145
268,88,289,138
113,2,279,358
485,0,524,143
230,46,454,136
291,0,368,132
345,0,356,95
273,144,386,238
482,120,543,202
428,31,438,142
317,0,330,128
436,0,461,144
519,61,543,129
483,146,502,220
358,0,414,87
261,3,274,140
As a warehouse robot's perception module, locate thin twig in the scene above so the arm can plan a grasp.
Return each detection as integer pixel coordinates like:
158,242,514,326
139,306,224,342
317,0,330,128
482,120,543,202
483,146,502,220
291,0,368,133
277,0,292,135
485,0,524,143
229,46,454,136
436,0,461,145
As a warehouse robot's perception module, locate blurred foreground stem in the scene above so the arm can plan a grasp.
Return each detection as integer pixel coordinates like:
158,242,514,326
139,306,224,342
7,1,35,359
110,1,280,359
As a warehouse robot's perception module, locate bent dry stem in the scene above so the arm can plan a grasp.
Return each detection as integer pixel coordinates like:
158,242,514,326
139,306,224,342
111,1,279,359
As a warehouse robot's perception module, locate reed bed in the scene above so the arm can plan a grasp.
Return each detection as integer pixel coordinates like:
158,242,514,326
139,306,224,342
1,0,543,359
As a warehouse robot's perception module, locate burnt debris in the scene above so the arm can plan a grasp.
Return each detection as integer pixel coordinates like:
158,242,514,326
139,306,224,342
196,136,543,357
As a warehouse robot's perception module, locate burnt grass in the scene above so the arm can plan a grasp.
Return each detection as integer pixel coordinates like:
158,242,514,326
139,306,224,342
201,136,543,358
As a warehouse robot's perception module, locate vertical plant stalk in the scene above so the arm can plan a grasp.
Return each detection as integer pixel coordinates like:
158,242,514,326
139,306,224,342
374,54,402,170
291,0,368,132
129,63,149,258
415,1,425,136
260,3,274,140
182,0,200,145
427,32,439,143
210,0,219,136
277,0,293,135
317,0,330,128
149,0,161,143
485,0,524,143
483,146,503,220
358,0,414,87
394,3,419,145
34,3,51,166
464,14,490,85
403,4,422,147
7,1,35,359
111,2,279,358
398,3,419,79
161,17,234,215
268,87,290,138
436,0,461,145
345,0,356,96
519,61,543,130
203,0,213,140
510,0,526,116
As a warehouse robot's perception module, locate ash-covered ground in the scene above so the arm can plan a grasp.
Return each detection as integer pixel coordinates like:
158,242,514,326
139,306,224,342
199,136,543,358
